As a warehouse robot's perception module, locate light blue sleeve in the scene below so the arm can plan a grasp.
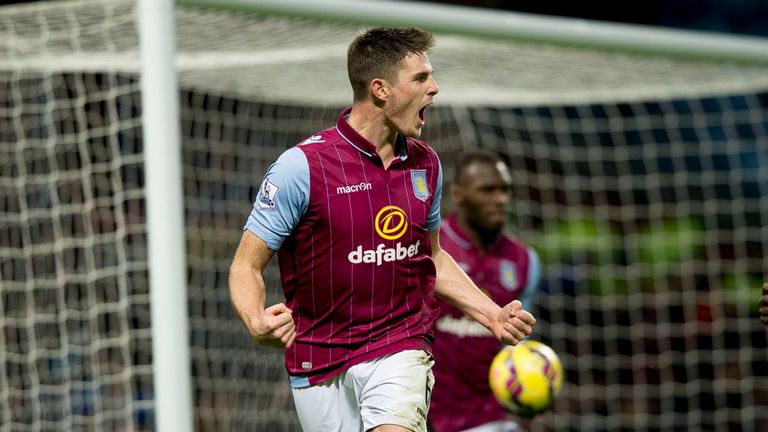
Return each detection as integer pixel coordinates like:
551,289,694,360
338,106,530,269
244,147,309,251
518,247,541,311
426,159,443,232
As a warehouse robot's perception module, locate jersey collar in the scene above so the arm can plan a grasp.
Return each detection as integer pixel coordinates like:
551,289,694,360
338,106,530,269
442,212,474,250
336,108,408,162
443,212,504,251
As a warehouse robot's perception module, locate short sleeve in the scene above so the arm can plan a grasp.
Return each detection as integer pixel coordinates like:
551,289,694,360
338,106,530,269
426,158,443,232
519,247,541,311
244,147,310,250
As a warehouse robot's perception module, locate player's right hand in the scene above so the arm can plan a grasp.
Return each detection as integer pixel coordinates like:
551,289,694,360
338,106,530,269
250,303,296,348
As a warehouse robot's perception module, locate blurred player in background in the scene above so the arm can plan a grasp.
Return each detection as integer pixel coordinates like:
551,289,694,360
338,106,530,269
760,282,768,326
228,27,536,432
429,150,542,432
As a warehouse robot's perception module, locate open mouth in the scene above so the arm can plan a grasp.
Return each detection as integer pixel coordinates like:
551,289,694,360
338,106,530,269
418,103,431,124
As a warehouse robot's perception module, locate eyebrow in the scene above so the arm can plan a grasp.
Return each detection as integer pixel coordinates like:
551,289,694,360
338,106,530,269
413,70,433,80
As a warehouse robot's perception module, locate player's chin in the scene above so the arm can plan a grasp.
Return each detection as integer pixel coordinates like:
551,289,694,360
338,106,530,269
415,117,427,131
484,216,506,231
403,125,423,138
410,114,426,135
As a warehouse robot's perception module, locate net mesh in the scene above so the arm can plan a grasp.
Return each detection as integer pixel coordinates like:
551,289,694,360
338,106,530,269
1,0,767,431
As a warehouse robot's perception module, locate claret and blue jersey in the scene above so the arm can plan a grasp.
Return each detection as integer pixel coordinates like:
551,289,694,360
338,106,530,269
245,109,443,387
429,212,541,432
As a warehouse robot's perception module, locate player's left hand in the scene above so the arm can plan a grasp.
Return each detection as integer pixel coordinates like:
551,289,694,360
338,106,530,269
494,300,536,345
759,282,768,327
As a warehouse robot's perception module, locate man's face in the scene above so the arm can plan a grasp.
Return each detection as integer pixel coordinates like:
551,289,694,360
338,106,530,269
453,161,512,232
383,52,440,137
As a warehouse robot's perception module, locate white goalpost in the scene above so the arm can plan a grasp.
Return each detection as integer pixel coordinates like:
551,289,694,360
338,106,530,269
137,0,193,431
1,0,767,431
180,0,768,64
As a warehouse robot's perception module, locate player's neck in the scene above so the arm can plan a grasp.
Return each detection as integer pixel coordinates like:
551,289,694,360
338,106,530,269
347,104,399,168
454,213,500,252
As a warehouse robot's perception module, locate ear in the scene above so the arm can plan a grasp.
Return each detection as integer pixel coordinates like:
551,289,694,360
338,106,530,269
370,78,389,101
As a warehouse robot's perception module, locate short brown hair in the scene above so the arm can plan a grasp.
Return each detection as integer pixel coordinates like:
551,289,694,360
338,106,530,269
347,27,436,102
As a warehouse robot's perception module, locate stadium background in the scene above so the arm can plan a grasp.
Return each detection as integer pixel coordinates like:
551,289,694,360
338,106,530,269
1,0,767,431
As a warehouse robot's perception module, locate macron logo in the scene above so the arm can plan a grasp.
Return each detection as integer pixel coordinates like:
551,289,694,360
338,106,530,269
336,182,372,195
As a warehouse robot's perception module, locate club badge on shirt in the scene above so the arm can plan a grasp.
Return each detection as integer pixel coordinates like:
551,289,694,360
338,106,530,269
500,259,518,290
257,177,279,209
411,169,429,202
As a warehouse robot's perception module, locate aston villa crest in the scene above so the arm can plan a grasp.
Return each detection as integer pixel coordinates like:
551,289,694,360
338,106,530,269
411,169,429,202
500,260,518,290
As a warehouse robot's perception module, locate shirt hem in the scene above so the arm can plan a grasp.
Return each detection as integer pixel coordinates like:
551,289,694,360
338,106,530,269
288,337,432,387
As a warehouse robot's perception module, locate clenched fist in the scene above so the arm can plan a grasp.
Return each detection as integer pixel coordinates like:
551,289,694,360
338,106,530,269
493,300,536,346
250,303,296,348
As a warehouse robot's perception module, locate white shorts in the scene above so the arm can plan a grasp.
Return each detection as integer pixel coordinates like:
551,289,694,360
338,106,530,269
292,349,435,432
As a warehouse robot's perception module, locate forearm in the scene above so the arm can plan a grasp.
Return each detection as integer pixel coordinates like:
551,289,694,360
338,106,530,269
229,261,266,331
228,231,275,334
433,248,501,334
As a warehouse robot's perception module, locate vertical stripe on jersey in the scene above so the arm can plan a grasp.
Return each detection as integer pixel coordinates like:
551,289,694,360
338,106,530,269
405,149,439,337
397,166,414,339
316,151,334,367
423,150,439,331
384,176,395,345
330,142,356,359
352,150,377,353
300,182,314,368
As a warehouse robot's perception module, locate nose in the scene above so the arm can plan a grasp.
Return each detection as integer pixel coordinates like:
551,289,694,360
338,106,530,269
493,189,510,206
429,77,440,96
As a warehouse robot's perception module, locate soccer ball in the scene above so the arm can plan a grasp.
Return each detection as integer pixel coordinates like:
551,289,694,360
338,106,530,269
488,339,564,417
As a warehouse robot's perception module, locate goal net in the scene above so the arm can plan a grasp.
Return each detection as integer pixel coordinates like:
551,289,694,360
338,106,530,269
1,0,767,431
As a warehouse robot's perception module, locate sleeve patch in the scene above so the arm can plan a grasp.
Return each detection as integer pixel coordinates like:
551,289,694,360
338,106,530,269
257,177,280,209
